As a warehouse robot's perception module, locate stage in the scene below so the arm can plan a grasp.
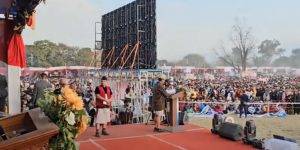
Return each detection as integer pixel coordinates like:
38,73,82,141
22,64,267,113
76,124,255,150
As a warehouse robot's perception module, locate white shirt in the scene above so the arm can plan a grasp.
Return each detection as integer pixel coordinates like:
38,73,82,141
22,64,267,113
166,87,176,95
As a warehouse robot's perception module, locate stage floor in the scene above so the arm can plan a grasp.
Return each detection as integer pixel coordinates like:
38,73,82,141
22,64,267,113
76,124,255,150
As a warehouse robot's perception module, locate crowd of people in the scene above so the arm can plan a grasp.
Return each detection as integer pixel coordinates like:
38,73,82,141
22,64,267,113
0,73,300,136
19,73,112,136
19,73,95,112
15,72,300,118
165,74,300,117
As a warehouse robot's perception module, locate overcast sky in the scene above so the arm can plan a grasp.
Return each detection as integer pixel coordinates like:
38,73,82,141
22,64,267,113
23,0,300,62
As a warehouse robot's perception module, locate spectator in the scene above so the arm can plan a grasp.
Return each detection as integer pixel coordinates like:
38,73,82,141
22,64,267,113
94,76,113,137
294,90,300,115
32,73,52,108
239,90,249,118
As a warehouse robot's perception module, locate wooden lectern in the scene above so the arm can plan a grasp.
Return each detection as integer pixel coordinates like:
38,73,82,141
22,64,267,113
165,91,184,133
0,108,59,150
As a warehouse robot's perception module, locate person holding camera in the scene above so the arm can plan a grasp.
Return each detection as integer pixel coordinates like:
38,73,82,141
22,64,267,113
94,76,112,137
85,81,96,127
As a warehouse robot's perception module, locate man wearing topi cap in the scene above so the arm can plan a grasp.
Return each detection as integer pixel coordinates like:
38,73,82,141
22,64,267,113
94,76,112,137
152,74,171,132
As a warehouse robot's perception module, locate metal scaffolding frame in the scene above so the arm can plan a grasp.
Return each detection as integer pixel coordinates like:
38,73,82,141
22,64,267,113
100,0,157,69
95,22,102,50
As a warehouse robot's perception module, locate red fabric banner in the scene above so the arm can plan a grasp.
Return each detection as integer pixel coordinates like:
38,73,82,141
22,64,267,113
7,33,26,68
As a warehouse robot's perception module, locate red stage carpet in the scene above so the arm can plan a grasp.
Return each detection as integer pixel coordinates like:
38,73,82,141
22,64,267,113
76,124,255,150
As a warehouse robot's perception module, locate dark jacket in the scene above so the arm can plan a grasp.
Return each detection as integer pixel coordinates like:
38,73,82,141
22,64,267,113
240,94,249,105
270,91,277,101
152,82,171,111
295,94,300,102
256,89,264,99
0,75,8,98
33,79,52,106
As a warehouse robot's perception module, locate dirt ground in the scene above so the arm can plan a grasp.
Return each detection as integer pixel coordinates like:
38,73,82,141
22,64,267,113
188,114,300,143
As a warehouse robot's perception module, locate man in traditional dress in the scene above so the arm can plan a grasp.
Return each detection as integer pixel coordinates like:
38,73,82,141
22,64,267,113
94,76,112,137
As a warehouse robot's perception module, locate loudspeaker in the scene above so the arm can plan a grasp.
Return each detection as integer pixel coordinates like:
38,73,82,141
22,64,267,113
244,120,256,140
119,111,133,124
218,122,243,141
211,114,223,134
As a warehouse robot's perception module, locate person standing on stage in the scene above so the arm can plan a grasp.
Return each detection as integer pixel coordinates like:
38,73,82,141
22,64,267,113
94,76,112,137
152,75,171,132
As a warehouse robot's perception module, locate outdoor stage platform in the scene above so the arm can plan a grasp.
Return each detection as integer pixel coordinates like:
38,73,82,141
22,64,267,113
76,124,255,150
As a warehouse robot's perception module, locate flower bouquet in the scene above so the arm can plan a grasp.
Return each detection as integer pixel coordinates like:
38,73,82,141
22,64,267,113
38,88,88,150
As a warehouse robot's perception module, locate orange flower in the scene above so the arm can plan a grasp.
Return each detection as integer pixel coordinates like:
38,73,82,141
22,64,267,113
62,87,73,96
72,97,84,111
62,87,84,110
57,95,64,101
77,116,88,135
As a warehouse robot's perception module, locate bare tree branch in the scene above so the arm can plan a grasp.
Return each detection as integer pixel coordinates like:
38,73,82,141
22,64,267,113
218,18,255,72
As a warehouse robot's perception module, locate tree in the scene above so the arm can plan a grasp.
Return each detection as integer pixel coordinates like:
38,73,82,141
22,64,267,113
156,59,169,66
252,55,264,67
218,19,255,72
272,56,290,67
291,48,300,55
289,48,300,68
26,40,59,67
75,48,94,66
156,54,207,67
26,40,94,67
257,39,284,66
177,54,208,67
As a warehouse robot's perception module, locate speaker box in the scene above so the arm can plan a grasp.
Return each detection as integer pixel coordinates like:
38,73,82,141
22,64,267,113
218,122,243,141
119,111,133,124
211,114,223,134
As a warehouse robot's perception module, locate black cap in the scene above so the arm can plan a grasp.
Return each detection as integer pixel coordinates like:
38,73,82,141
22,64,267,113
101,76,108,81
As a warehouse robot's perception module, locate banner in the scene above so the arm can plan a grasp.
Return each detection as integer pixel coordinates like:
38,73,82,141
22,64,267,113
7,33,26,68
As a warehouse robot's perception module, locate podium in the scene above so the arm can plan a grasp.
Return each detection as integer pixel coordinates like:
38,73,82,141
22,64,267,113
0,108,59,150
165,91,184,133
